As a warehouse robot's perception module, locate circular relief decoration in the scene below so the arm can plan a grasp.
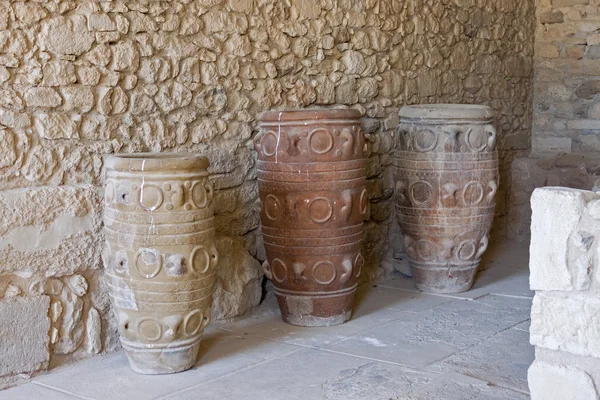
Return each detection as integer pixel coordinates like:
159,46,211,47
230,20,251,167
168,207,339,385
105,182,115,206
416,240,437,262
354,253,365,278
139,184,164,211
309,197,333,223
264,194,282,221
191,246,210,274
313,261,337,285
165,254,188,276
463,181,485,206
137,317,163,342
261,131,279,157
414,129,438,152
466,128,488,152
183,310,203,337
191,181,208,208
308,128,334,154
271,258,287,283
135,249,162,279
360,189,369,215
458,240,477,261
410,181,433,206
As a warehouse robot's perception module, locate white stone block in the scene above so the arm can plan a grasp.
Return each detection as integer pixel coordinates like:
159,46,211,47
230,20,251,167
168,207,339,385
530,292,600,359
529,187,597,291
0,296,50,376
528,360,599,400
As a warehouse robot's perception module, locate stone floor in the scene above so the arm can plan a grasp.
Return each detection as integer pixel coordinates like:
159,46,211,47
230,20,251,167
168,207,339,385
1,241,533,400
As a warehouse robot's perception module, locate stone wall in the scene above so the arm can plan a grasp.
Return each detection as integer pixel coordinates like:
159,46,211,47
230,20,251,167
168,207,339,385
510,0,600,241
528,187,600,399
0,0,534,387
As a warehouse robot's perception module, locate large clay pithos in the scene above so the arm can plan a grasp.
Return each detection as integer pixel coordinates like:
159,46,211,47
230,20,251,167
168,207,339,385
255,109,367,327
102,153,218,374
394,104,499,293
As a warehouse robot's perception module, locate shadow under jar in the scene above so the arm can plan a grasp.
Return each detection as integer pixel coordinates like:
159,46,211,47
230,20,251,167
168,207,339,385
255,109,368,327
394,104,499,293
103,153,218,374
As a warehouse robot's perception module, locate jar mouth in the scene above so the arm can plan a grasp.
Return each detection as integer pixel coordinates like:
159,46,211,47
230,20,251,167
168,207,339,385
399,104,494,120
258,108,362,123
104,152,209,173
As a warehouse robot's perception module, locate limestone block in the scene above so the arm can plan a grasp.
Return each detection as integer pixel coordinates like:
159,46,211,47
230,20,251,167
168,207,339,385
34,113,78,139
529,188,597,291
87,14,115,32
211,236,263,319
39,15,95,56
24,88,62,108
0,296,50,376
530,292,600,359
60,86,95,113
0,186,102,277
42,61,76,87
528,360,599,400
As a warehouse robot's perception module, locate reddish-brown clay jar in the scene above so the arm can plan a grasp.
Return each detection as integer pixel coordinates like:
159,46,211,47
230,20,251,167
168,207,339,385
255,109,368,327
394,104,499,293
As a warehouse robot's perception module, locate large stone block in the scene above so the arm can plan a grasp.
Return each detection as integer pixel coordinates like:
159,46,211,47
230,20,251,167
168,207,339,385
211,235,263,320
529,188,597,291
529,360,599,400
0,296,50,377
0,186,103,277
530,292,600,359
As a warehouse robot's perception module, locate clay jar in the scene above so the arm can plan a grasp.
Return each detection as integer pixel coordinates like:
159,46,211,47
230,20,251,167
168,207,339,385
255,109,368,327
103,153,218,374
394,104,499,293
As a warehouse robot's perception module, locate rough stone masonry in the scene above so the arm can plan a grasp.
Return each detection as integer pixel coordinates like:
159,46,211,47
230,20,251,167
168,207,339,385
0,0,534,388
529,187,600,400
509,0,600,242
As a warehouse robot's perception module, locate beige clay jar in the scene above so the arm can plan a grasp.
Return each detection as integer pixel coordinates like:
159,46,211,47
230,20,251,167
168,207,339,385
102,153,218,374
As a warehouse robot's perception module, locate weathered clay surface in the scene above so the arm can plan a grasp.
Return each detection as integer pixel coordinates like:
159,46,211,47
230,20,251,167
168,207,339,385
256,109,367,326
103,154,217,374
394,105,498,293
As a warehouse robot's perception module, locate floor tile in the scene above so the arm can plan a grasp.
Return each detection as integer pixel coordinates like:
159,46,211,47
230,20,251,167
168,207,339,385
217,290,413,348
165,348,437,400
33,330,299,400
398,372,530,400
354,285,454,316
427,326,534,392
323,295,531,369
0,383,86,400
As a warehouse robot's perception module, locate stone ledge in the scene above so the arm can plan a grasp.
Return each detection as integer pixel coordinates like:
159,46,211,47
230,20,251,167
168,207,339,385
0,296,50,379
531,291,600,359
528,359,600,400
529,187,598,291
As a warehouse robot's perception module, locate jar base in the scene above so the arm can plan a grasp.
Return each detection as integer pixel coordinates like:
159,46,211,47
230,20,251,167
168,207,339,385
282,310,352,327
410,262,478,294
275,287,356,327
122,338,202,375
